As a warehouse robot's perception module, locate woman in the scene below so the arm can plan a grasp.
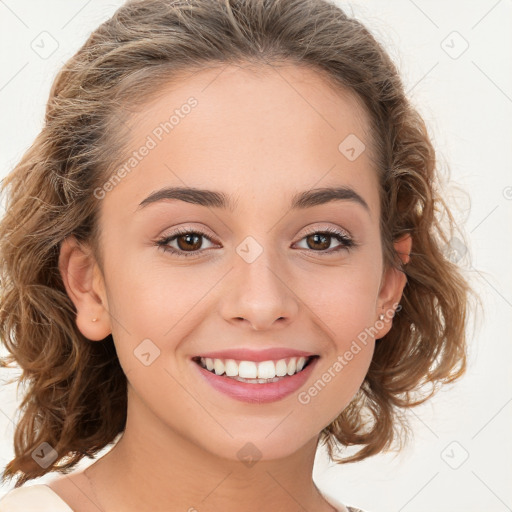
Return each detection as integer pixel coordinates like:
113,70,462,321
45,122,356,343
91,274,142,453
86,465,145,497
0,0,471,510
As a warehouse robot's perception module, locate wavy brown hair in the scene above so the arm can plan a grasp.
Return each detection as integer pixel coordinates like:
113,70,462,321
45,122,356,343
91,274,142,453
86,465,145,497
0,0,475,487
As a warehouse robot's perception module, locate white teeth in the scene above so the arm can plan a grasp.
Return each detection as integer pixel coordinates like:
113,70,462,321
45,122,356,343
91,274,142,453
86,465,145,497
257,360,276,379
287,358,296,375
239,361,258,379
213,359,224,376
198,356,313,380
275,359,288,376
224,359,238,377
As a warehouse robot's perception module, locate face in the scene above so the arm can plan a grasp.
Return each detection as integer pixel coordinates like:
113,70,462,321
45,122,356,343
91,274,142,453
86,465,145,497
64,63,406,463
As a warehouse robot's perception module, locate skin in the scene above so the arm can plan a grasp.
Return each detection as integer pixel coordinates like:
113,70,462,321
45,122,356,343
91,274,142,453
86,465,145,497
52,63,411,512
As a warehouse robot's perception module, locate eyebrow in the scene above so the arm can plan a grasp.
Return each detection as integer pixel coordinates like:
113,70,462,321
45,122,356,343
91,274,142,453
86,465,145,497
136,186,370,214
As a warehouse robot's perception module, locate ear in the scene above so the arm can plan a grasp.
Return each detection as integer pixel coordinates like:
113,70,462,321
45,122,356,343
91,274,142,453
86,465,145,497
374,234,412,339
58,236,111,341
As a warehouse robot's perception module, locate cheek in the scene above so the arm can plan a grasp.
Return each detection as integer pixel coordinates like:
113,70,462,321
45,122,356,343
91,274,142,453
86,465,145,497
103,255,229,386
293,263,379,409
106,251,210,332
296,274,377,421
298,259,382,337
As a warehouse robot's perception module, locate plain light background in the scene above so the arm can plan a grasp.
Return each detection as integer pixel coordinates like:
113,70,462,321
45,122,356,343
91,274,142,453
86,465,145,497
0,1,510,511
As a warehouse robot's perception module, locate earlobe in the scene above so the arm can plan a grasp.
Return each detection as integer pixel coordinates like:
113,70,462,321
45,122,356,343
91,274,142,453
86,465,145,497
58,236,111,341
375,234,412,338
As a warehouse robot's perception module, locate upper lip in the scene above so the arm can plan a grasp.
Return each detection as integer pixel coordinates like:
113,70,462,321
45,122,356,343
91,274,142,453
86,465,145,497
192,348,318,362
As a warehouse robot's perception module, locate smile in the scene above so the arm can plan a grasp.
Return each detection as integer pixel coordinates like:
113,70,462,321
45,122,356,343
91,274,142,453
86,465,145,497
191,355,320,403
193,355,317,382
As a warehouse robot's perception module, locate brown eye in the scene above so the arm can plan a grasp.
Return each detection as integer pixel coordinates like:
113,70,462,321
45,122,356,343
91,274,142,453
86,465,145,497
294,227,355,254
176,233,202,251
306,233,331,251
156,229,217,257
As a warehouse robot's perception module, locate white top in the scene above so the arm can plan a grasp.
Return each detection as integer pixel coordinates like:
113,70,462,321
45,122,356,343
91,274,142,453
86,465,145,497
0,485,73,511
0,483,368,512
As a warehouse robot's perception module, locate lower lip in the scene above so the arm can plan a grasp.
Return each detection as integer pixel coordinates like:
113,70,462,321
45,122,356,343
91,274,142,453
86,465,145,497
192,357,319,404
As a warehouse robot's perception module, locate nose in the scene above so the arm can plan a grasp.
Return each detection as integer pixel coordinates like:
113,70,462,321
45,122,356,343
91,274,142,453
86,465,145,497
219,249,299,331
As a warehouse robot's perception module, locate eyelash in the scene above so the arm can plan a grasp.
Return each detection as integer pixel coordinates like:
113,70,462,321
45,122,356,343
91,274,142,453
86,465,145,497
155,226,356,258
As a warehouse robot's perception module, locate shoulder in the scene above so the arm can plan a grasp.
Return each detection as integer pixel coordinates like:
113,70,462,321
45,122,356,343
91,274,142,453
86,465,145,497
0,484,73,512
321,490,371,512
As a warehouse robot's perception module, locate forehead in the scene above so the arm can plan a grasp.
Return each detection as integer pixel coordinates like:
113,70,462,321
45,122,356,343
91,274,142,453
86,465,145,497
100,63,379,221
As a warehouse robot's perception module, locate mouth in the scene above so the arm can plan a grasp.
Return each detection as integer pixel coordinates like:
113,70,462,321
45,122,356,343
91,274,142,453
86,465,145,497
191,353,320,403
191,355,320,384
